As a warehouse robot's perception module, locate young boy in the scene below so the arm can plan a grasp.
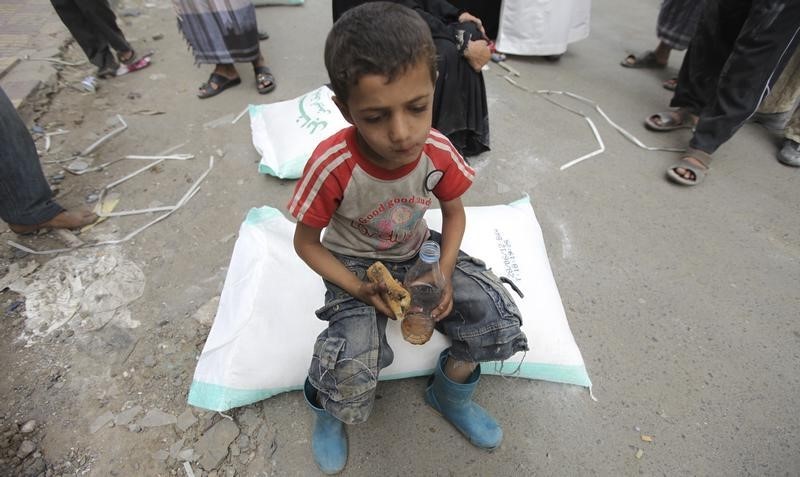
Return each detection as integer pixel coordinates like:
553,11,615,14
288,3,528,474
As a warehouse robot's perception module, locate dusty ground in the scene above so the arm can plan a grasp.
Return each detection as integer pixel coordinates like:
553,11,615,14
1,0,799,476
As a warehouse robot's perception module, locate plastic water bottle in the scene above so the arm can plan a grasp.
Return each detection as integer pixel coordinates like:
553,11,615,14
402,241,445,345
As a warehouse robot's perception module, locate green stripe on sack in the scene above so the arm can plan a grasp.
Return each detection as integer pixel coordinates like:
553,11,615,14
244,206,282,225
481,362,592,387
188,362,590,412
188,381,302,412
258,157,306,179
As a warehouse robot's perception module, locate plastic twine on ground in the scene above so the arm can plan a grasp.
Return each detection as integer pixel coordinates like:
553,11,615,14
502,75,685,170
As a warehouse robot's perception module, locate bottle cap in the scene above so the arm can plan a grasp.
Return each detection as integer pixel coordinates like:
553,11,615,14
419,241,440,264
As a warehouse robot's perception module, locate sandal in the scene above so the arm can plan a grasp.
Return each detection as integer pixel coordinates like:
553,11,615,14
666,148,711,186
254,66,276,94
118,49,137,66
621,50,667,69
644,108,697,132
198,73,241,99
662,77,678,91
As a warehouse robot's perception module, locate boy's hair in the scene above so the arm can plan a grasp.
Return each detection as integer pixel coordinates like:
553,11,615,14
325,2,437,103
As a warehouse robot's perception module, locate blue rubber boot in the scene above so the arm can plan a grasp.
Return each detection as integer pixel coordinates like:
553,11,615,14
304,379,347,474
424,350,503,449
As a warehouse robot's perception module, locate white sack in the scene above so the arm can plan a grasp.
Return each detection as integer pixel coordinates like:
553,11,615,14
188,198,591,411
496,0,591,56
250,86,350,179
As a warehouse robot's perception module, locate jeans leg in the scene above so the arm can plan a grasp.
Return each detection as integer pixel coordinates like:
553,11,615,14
0,88,63,226
690,0,800,153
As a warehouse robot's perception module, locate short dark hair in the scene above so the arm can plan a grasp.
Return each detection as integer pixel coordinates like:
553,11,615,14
324,2,437,103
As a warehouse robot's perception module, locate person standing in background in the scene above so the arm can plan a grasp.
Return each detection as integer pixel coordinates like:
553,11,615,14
754,47,800,167
493,0,591,61
50,0,138,78
620,0,708,91
174,0,277,98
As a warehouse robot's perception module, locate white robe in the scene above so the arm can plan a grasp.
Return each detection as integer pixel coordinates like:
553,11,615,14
495,0,591,56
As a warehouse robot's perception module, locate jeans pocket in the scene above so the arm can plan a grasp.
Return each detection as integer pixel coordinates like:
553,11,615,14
455,256,523,327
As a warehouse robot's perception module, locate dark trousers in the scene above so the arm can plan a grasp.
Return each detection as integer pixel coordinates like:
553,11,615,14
0,88,63,226
670,0,800,154
50,0,131,70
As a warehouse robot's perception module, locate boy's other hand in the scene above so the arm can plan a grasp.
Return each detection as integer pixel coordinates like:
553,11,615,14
356,281,395,318
431,280,454,322
464,40,491,72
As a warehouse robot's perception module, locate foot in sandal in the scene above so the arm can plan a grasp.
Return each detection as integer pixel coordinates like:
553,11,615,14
8,209,97,235
645,108,698,132
666,148,712,186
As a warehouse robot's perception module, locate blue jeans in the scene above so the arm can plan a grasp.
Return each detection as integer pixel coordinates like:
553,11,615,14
307,231,528,424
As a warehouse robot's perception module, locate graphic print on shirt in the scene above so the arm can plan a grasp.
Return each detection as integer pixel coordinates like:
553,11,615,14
351,194,433,250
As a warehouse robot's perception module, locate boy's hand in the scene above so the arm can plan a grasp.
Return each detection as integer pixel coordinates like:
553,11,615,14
355,281,395,319
431,280,454,322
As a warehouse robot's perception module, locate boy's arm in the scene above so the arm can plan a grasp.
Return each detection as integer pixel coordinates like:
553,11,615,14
431,197,466,320
293,222,395,318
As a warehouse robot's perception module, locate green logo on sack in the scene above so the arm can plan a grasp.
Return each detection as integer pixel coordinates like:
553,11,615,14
297,89,331,134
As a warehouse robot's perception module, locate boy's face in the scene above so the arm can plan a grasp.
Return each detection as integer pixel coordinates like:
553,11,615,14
334,59,435,169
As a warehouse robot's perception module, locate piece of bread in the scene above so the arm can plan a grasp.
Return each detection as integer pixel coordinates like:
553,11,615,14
366,261,411,320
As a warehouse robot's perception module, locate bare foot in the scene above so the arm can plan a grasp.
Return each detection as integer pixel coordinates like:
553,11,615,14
672,155,708,182
8,209,97,234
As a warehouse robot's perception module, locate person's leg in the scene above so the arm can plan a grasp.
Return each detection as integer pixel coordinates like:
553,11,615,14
429,239,528,450
197,64,241,98
778,106,800,166
72,0,132,58
49,0,113,70
689,0,800,155
669,0,750,118
656,0,708,52
757,47,800,115
305,256,395,474
0,88,94,231
252,50,276,94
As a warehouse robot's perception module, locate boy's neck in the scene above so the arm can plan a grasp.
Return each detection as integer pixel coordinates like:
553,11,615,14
354,129,423,171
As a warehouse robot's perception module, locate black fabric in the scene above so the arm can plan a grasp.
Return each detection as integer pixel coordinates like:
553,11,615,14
50,0,131,71
446,0,500,40
670,0,800,154
0,88,63,226
331,0,490,156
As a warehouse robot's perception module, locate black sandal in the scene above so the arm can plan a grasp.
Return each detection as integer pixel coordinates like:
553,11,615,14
118,49,137,66
254,66,276,94
198,73,241,99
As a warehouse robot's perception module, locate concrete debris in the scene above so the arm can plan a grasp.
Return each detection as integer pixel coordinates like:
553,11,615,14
176,408,198,432
140,409,177,428
128,423,142,433
170,438,186,458
195,419,240,470
8,248,145,343
89,410,114,434
178,448,195,461
20,420,36,434
192,296,220,326
0,261,39,292
16,440,36,459
153,449,169,462
143,355,156,368
114,405,143,426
